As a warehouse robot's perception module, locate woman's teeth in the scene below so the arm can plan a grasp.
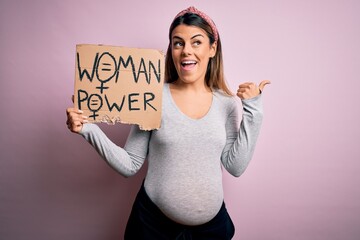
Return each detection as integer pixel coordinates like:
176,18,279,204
181,60,197,66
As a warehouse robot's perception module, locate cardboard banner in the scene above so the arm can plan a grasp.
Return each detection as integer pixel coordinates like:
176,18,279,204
74,44,165,130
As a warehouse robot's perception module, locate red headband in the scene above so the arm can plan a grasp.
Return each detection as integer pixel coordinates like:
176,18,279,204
174,6,219,42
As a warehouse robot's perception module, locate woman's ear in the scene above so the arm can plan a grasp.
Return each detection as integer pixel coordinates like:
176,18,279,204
210,41,217,58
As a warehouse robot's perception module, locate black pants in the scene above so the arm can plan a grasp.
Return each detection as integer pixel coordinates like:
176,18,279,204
124,183,235,240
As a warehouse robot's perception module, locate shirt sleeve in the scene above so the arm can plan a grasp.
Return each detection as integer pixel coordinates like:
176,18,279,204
79,123,151,177
221,94,263,177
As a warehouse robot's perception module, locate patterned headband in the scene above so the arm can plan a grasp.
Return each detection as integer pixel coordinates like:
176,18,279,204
174,6,219,42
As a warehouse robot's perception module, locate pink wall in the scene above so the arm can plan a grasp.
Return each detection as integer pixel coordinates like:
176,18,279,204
1,0,359,239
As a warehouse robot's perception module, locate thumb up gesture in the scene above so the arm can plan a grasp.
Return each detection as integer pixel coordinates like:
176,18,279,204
237,80,271,100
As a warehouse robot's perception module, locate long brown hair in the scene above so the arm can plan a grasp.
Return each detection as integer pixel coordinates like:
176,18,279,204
165,12,233,95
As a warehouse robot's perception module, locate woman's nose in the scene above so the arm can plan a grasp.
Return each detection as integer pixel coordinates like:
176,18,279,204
181,43,192,56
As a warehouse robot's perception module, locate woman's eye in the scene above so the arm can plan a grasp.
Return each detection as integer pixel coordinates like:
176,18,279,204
173,42,183,47
193,40,201,46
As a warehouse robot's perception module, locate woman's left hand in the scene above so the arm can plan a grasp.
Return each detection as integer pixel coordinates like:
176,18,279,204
237,80,271,100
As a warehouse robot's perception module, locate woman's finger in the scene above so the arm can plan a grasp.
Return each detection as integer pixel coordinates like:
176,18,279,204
259,80,271,92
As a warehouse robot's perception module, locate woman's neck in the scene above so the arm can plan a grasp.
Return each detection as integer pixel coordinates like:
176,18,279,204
171,79,212,93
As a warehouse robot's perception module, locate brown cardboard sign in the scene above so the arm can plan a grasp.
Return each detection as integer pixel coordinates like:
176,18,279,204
74,44,165,130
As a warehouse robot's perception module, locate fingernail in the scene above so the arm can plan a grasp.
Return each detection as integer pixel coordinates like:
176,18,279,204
82,116,88,119
83,120,89,123
78,110,83,113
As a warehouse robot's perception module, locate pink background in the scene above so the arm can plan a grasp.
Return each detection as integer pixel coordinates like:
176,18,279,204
1,0,359,239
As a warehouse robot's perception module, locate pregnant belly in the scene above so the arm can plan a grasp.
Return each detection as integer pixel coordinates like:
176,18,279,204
144,175,224,226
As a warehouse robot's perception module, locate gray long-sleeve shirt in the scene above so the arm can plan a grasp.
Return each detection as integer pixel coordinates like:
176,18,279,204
80,83,263,225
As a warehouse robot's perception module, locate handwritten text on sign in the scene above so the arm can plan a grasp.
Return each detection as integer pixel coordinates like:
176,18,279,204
74,44,164,130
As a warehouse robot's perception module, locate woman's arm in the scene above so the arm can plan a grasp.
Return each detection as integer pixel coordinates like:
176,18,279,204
80,124,151,177
221,95,264,177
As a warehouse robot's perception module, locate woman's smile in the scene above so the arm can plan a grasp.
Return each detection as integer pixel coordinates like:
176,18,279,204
180,59,198,71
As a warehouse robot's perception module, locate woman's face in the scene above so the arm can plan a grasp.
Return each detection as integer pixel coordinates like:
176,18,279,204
171,24,216,85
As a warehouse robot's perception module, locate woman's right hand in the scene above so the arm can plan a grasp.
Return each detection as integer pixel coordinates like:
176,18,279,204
66,108,88,133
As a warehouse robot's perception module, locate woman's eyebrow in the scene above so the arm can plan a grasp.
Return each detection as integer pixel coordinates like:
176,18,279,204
172,34,205,40
172,36,183,40
191,34,204,39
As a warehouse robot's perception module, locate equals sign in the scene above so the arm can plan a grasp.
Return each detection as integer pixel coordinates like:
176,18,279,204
101,63,112,71
91,99,99,106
